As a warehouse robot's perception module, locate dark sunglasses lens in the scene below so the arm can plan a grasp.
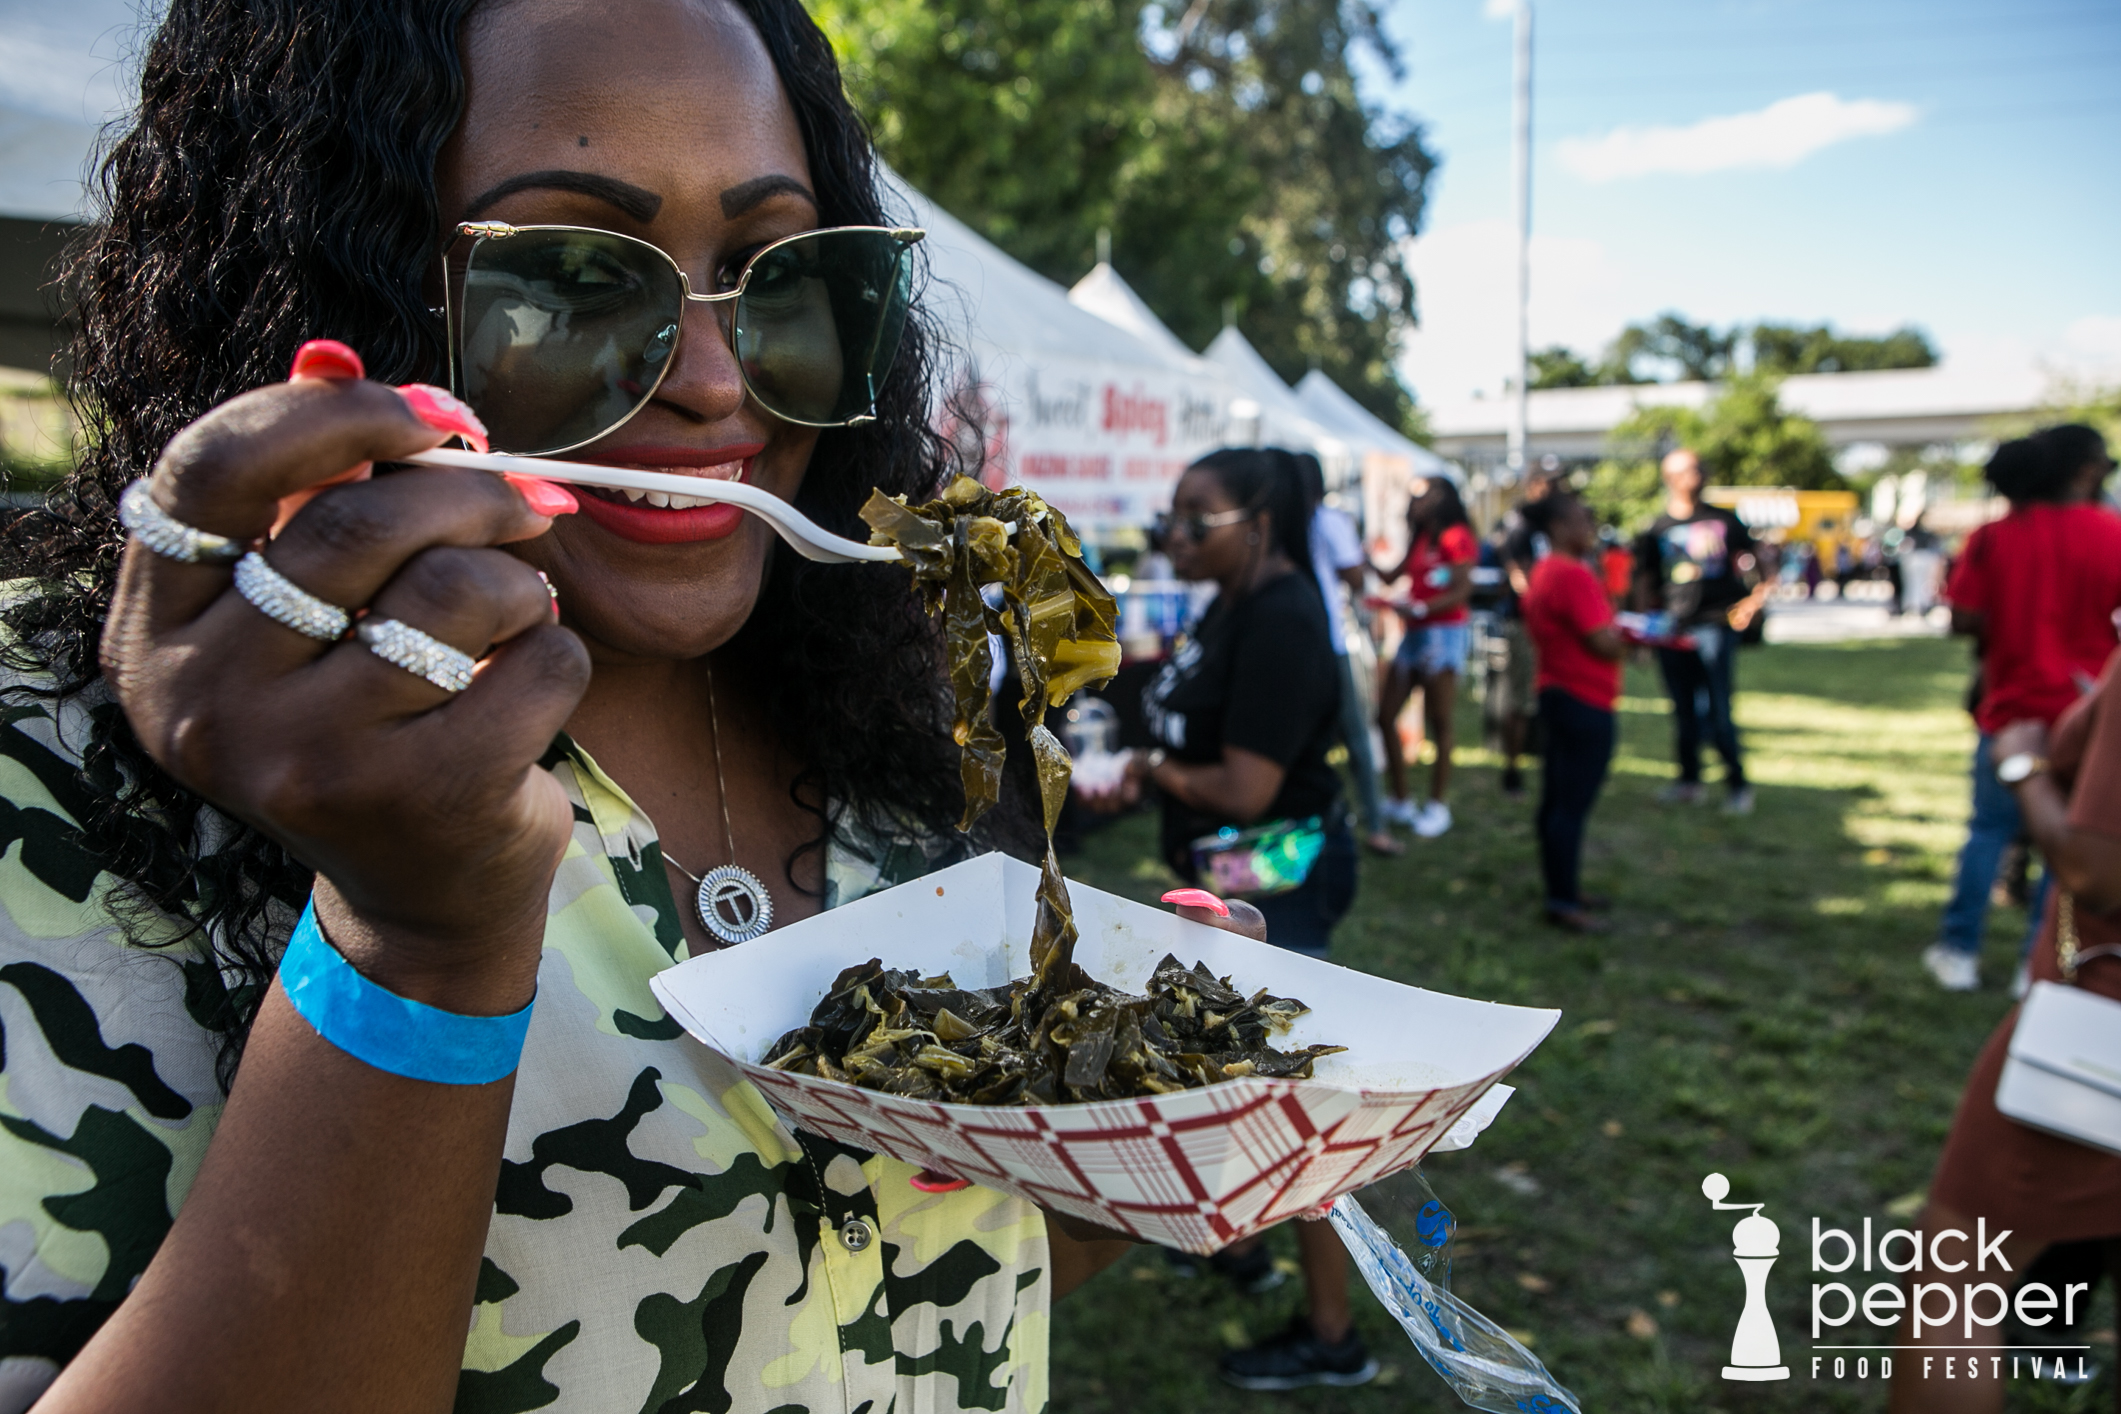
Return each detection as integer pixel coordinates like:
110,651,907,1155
459,230,682,455
735,230,913,425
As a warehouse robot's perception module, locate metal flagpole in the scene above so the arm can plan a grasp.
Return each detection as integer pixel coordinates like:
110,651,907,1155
1507,0,1533,479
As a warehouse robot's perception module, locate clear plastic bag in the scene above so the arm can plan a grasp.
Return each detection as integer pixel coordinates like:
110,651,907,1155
1329,1168,1582,1413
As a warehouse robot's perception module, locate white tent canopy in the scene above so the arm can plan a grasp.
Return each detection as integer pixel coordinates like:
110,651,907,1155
1066,262,1203,368
1291,368,1457,564
1200,325,1356,469
1295,369,1451,478
883,172,1237,533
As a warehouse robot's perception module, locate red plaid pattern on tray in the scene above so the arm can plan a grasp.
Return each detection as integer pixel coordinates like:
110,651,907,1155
742,1056,1509,1253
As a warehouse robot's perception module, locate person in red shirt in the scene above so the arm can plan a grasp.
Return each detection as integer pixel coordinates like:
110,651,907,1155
1927,425,2121,991
1375,476,1477,838
1521,493,1627,932
1598,535,1633,606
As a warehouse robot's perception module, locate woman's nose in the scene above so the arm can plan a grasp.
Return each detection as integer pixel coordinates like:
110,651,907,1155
652,297,748,424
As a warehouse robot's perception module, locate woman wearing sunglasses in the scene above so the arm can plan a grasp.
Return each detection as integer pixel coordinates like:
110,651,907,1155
0,2,1130,1410
1080,449,1371,1391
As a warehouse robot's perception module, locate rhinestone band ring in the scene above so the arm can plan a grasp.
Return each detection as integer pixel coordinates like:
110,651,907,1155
233,552,351,641
118,479,247,565
357,617,477,693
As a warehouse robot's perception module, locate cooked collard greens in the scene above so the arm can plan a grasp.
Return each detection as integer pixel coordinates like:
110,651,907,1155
826,475,1345,1105
762,954,1347,1104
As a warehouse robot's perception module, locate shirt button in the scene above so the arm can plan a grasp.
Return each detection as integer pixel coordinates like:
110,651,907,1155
839,1218,873,1253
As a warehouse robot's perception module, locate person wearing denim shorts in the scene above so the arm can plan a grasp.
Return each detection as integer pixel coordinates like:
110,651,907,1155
1376,477,1477,838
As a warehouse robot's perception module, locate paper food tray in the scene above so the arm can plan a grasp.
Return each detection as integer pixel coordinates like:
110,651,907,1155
650,853,1559,1253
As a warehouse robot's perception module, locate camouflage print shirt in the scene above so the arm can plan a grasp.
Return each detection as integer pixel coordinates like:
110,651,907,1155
0,689,1049,1413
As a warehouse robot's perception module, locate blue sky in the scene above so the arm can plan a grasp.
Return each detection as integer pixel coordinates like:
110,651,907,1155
1371,0,2121,404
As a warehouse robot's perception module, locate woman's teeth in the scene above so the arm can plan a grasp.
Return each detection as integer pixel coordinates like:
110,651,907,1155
613,487,718,509
594,460,746,510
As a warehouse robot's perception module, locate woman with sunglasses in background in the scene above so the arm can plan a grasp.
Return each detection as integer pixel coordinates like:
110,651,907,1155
1080,448,1371,1391
1374,476,1477,839
0,2,1131,1410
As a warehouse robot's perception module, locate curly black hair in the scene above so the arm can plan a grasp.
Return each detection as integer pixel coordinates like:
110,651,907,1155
0,0,1018,1085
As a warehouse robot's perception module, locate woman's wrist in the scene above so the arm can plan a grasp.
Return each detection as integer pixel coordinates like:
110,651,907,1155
311,886,545,1017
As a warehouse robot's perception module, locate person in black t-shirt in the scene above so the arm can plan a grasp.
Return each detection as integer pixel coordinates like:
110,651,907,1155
1079,447,1374,1392
1629,448,1770,812
1105,448,1355,951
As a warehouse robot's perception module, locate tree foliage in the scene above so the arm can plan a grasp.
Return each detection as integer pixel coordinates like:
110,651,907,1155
1527,345,1597,390
812,0,1436,430
1604,314,1735,384
1531,313,1936,390
1750,322,1937,376
1584,374,1842,532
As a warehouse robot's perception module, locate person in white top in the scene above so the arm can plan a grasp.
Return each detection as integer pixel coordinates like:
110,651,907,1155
1296,454,1403,857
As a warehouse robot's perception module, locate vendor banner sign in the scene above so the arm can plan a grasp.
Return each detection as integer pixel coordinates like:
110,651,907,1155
943,357,1236,535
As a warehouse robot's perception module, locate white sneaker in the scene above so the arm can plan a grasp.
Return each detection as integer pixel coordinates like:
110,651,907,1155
1383,797,1421,828
1413,800,1454,838
1921,944,1979,992
1723,787,1756,816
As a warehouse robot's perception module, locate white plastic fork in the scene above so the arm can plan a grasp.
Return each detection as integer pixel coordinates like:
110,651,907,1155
401,446,904,564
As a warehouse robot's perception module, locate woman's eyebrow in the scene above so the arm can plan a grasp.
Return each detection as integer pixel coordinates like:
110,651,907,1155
720,174,817,219
463,170,663,223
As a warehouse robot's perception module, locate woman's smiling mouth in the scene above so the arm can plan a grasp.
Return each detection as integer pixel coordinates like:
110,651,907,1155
570,445,760,543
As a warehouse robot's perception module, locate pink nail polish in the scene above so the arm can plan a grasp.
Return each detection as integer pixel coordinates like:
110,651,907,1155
909,1169,972,1193
289,339,364,381
506,474,578,518
1161,888,1231,918
395,383,491,454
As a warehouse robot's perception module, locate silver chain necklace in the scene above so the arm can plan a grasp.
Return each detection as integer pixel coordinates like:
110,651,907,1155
661,667,774,945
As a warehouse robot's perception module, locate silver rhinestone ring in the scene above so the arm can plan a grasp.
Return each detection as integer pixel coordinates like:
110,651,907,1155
357,617,477,693
233,553,351,641
118,479,246,565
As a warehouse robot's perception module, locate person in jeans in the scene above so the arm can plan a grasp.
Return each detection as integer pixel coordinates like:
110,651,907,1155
1084,447,1373,1391
1297,452,1402,856
1522,493,1626,933
1630,448,1769,813
1376,476,1477,838
1925,426,2121,991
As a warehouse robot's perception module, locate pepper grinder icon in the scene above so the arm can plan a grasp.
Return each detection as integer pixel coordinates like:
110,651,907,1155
1702,1172,1790,1381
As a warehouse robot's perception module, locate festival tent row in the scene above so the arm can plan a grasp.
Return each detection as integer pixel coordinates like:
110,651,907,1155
1293,367,1458,564
885,169,1452,540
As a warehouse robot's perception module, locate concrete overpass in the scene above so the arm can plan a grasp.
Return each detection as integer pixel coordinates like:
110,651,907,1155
1427,362,2053,470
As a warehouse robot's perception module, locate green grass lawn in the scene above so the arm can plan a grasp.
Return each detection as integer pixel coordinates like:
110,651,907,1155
1048,636,2116,1413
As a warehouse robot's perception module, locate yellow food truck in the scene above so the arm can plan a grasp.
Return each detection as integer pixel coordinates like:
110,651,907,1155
1703,486,1861,566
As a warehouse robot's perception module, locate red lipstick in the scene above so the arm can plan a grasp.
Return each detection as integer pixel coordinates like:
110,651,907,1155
566,444,765,545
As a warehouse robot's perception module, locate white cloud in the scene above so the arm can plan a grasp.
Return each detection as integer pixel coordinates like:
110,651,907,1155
1556,91,1918,183
2061,315,2121,372
1482,0,1517,20
1395,219,1635,405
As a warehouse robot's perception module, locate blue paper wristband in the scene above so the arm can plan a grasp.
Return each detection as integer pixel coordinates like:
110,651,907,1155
279,898,534,1085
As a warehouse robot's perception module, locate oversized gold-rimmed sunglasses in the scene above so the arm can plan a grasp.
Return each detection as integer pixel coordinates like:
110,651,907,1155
440,221,924,457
